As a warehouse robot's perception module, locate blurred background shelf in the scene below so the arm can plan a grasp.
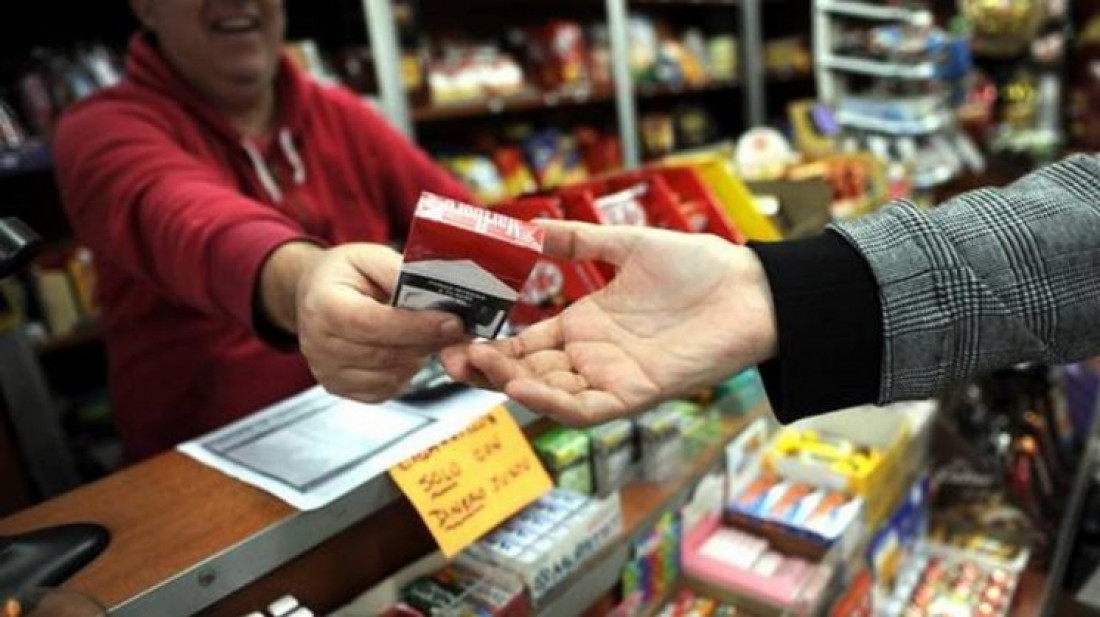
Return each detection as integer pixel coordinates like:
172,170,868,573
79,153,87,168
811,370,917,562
0,142,53,178
413,86,616,122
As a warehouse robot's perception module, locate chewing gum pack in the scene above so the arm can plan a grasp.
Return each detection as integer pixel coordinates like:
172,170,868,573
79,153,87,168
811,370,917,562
393,192,545,338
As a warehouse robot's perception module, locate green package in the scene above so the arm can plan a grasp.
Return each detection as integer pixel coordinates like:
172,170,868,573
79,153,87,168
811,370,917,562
533,426,592,495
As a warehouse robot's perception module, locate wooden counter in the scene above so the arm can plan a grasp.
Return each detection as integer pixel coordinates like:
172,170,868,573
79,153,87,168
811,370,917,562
0,404,543,617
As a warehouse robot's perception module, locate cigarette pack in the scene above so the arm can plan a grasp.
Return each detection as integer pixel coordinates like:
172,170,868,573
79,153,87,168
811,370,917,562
393,192,545,338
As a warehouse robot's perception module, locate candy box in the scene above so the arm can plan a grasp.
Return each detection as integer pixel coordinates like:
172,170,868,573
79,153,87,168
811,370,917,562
393,192,544,338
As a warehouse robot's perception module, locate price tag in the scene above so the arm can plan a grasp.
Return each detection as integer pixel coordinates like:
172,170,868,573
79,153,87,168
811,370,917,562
390,405,553,557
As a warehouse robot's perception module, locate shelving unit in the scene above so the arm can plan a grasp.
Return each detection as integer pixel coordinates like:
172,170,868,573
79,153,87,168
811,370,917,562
412,86,616,123
836,108,952,135
818,53,937,82
817,0,926,24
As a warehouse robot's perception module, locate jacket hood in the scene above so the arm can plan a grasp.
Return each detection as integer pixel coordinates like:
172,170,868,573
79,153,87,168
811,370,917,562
124,33,313,203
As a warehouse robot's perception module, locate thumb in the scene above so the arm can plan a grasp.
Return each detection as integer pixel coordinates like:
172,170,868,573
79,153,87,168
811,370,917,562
536,220,643,267
338,243,403,297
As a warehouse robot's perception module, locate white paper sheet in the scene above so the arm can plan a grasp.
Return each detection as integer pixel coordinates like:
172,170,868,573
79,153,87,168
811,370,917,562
178,386,507,510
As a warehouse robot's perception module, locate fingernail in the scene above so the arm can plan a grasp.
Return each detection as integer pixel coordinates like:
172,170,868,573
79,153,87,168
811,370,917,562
440,318,464,337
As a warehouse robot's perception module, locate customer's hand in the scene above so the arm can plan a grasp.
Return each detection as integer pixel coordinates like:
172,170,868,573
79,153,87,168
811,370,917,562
263,242,466,402
441,221,777,426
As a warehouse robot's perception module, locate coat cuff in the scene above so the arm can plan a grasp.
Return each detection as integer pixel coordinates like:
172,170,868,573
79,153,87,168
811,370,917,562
209,220,311,348
748,230,883,423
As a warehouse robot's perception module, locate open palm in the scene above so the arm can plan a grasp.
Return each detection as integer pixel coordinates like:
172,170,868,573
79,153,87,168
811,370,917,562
441,221,777,426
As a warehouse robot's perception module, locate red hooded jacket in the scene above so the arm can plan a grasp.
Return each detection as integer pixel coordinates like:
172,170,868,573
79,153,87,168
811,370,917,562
54,35,471,460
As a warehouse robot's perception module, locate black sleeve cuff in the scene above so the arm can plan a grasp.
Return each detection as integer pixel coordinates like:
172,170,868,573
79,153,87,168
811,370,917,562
252,282,299,352
748,230,883,423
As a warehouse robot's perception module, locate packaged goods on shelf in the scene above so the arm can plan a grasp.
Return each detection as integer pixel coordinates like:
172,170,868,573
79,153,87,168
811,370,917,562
533,427,593,495
682,514,833,615
712,369,770,416
725,472,865,562
637,404,689,483
765,405,916,527
879,542,1026,617
395,562,529,617
458,489,623,604
661,153,782,242
622,511,682,609
626,15,736,88
558,166,742,242
587,419,636,497
868,476,931,598
651,588,753,617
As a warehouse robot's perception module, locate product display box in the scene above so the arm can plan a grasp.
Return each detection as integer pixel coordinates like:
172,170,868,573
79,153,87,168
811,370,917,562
880,542,1026,617
587,419,636,497
766,406,915,527
533,426,593,495
682,514,833,616
725,471,865,562
393,192,545,338
459,489,623,604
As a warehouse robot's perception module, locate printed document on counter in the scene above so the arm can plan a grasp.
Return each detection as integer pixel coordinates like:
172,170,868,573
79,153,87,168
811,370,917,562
178,386,507,510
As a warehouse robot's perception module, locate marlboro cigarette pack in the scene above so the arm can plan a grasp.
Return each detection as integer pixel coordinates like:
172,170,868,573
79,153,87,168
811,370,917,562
393,192,545,338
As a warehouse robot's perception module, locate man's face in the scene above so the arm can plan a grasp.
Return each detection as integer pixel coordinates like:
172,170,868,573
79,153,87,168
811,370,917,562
133,0,286,105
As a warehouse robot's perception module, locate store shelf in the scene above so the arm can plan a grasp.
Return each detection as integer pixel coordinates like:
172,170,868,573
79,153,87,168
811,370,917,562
837,109,953,135
412,86,614,122
914,164,958,190
636,79,740,99
821,53,936,79
766,70,814,84
630,0,738,6
534,407,767,617
0,142,53,178
818,0,928,24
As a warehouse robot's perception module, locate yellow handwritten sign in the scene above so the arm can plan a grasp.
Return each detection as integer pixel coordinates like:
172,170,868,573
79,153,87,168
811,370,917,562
390,405,553,557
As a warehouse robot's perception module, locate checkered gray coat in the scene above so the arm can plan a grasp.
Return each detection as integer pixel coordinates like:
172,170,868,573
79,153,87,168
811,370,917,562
831,153,1100,403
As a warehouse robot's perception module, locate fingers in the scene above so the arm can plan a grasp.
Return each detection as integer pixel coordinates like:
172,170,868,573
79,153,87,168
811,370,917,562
338,244,404,296
440,344,494,390
536,220,642,266
302,290,465,348
505,378,627,427
316,361,427,403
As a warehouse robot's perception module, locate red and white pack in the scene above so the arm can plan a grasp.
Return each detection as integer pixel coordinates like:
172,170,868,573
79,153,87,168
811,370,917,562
491,196,607,329
392,192,545,338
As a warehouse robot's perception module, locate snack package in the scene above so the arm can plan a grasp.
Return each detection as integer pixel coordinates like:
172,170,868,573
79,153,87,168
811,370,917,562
392,192,544,338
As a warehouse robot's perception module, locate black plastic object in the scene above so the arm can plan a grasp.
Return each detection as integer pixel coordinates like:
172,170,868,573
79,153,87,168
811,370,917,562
0,523,110,591
0,217,41,280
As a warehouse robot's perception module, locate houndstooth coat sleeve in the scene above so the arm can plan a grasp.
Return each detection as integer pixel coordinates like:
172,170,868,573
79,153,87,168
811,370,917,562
830,153,1100,403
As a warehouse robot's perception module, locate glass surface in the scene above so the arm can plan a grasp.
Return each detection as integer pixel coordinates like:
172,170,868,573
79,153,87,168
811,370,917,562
1,588,106,617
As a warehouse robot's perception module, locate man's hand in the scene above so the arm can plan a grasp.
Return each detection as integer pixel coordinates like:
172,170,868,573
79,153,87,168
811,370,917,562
262,242,466,402
441,221,777,426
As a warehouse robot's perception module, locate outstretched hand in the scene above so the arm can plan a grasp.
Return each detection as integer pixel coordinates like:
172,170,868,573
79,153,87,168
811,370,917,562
440,221,777,426
291,243,466,403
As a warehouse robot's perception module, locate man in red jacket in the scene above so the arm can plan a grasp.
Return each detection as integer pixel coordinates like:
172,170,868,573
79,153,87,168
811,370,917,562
54,0,471,459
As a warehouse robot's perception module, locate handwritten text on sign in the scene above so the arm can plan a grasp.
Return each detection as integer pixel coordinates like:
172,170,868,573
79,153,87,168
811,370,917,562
390,405,552,557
